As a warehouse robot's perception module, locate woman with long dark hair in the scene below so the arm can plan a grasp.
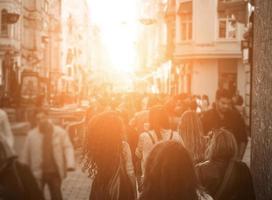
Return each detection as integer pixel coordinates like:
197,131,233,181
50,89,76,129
81,111,136,200
140,141,212,200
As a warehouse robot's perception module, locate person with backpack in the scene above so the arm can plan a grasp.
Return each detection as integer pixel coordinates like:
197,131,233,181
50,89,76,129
195,129,255,200
135,105,183,191
0,136,44,200
81,111,136,200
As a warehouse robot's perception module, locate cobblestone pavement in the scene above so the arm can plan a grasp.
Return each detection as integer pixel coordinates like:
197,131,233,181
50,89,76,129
62,168,92,200
45,151,92,200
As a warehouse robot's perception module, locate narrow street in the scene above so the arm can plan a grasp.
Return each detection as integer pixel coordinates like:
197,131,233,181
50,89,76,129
1,0,272,199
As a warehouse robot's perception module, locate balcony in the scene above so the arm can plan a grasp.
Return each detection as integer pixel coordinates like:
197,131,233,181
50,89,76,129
0,37,20,53
174,40,242,60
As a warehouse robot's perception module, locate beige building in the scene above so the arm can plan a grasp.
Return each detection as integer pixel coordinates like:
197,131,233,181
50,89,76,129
173,0,248,103
22,0,62,98
0,0,21,102
135,0,169,93
61,0,91,96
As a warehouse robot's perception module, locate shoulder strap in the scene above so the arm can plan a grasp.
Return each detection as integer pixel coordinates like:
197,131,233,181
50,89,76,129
215,160,235,200
147,131,156,144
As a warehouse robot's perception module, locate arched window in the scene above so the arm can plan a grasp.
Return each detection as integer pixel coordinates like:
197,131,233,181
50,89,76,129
1,9,8,35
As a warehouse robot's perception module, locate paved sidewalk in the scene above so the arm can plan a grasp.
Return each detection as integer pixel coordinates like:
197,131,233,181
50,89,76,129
44,167,91,200
62,168,92,200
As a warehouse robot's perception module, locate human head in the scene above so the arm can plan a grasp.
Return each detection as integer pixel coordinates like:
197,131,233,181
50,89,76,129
149,105,170,132
82,111,125,178
207,129,238,161
215,89,232,114
202,95,209,105
34,109,53,134
140,141,198,200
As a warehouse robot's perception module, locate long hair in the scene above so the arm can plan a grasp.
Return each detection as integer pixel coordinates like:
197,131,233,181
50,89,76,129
206,128,238,161
140,141,199,200
149,105,170,140
179,110,206,163
82,111,124,180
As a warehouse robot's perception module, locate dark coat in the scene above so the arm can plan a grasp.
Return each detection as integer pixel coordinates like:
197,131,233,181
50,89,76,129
201,107,248,146
196,160,255,200
0,158,44,200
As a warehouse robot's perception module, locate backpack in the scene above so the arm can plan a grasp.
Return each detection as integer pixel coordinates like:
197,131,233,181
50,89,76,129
147,130,173,144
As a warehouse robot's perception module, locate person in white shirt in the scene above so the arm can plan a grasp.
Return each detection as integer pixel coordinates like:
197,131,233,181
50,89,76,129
136,105,183,190
0,109,14,148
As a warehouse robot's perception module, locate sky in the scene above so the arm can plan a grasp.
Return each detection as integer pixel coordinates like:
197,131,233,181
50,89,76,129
88,0,139,73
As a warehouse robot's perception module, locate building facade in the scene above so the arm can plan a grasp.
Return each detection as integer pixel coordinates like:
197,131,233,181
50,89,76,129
134,0,170,93
0,0,62,105
172,0,248,104
61,0,91,99
0,0,21,105
22,0,62,101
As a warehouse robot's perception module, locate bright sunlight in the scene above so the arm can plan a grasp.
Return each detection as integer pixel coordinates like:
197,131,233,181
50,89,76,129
89,0,139,73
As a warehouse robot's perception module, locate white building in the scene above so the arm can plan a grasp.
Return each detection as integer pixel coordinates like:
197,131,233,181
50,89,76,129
173,0,248,103
135,0,169,93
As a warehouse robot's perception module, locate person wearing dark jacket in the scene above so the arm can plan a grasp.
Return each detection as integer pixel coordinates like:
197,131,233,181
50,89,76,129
195,129,255,200
0,137,44,200
201,89,248,159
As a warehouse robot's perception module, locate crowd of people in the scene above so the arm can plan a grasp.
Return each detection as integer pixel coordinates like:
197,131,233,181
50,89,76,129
0,88,255,200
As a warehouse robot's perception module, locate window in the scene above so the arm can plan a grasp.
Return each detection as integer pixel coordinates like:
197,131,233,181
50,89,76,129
218,11,237,39
1,9,8,36
178,1,192,41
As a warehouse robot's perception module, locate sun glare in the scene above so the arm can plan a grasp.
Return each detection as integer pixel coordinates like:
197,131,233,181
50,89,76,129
89,0,138,73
